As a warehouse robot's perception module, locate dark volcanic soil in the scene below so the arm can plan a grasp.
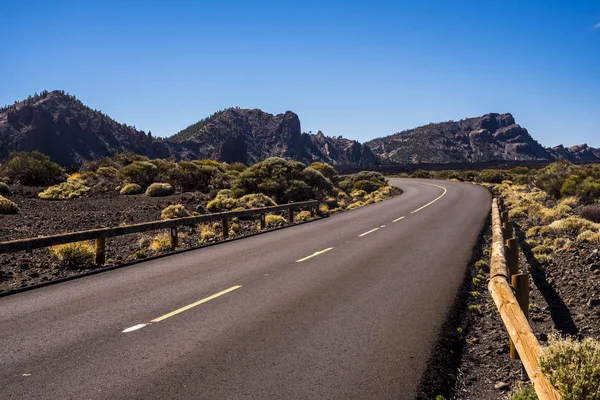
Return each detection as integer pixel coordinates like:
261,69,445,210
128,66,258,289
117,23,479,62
452,221,600,399
0,186,302,294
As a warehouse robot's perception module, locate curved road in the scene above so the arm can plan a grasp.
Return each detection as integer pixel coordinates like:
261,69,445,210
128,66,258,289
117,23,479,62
0,179,490,399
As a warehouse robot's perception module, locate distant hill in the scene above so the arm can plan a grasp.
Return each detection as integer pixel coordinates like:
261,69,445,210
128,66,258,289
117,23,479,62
0,90,170,166
169,108,376,165
365,113,559,164
0,91,598,168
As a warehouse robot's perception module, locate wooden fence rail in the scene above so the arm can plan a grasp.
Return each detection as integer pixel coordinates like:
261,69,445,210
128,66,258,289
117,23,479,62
489,198,561,400
0,200,319,258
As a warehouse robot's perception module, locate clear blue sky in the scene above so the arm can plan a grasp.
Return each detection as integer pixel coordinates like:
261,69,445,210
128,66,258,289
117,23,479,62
1,0,599,147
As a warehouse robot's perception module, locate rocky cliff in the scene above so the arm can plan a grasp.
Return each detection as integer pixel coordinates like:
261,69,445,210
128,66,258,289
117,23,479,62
365,113,556,164
0,91,170,166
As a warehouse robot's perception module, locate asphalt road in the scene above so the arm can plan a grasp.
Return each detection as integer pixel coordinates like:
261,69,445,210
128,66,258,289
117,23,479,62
0,179,491,400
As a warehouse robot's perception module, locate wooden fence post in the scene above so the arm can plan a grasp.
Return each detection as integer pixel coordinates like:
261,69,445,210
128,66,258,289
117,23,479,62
95,238,106,265
310,205,315,217
288,208,294,223
222,218,229,239
170,227,178,250
505,237,519,277
503,220,514,239
510,273,530,359
260,213,266,230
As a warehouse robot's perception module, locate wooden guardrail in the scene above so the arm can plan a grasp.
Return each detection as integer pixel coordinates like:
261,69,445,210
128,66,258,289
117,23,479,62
490,198,561,400
0,200,319,265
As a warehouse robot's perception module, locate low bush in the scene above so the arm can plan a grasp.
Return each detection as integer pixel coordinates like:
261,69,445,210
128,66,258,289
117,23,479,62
540,335,600,400
580,205,600,223
346,201,364,210
229,222,241,235
1,151,65,186
294,210,313,223
511,383,538,400
576,230,600,244
149,234,172,251
238,193,276,209
145,183,174,197
118,161,159,187
199,224,217,242
560,196,580,208
38,180,89,200
350,189,367,198
553,238,573,252
120,183,143,195
509,207,527,219
0,195,19,214
207,189,240,212
263,214,286,228
479,169,508,184
549,217,599,236
0,182,10,196
160,204,190,220
309,162,337,180
50,241,95,269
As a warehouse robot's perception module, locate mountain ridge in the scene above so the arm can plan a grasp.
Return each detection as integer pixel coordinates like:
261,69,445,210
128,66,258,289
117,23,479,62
0,90,598,167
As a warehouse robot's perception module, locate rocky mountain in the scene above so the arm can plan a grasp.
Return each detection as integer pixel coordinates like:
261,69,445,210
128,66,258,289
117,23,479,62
0,92,375,167
1,91,598,168
0,90,170,166
365,113,559,164
170,108,376,165
548,144,600,162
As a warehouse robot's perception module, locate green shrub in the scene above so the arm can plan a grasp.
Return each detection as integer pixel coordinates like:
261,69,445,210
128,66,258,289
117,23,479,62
533,161,575,199
238,193,276,209
509,207,528,219
474,260,489,270
133,249,146,259
540,335,600,400
579,177,600,201
435,170,460,180
346,201,364,210
350,189,368,198
352,179,384,193
50,241,96,269
511,384,538,400
479,169,508,184
1,151,64,186
0,182,10,196
294,210,313,222
207,189,240,212
526,226,541,238
160,204,190,220
118,161,158,187
549,217,599,236
168,161,224,192
0,195,19,214
232,158,333,203
38,180,89,200
145,183,174,197
460,170,479,182
309,162,337,180
262,214,286,228
120,183,143,195
412,169,431,179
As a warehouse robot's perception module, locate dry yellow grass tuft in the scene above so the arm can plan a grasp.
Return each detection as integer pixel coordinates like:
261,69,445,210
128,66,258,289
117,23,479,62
149,234,172,251
50,241,95,268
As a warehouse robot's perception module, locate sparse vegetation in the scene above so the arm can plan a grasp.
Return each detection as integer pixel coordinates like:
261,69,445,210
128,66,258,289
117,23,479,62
1,151,65,186
160,204,190,220
262,214,286,229
294,210,313,222
540,335,600,400
149,234,172,251
145,182,174,197
119,183,143,195
49,241,95,269
511,383,538,400
38,179,89,200
0,195,19,214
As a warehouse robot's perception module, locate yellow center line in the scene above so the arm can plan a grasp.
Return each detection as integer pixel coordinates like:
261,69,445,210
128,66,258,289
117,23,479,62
392,216,406,223
150,285,242,323
358,227,380,237
411,183,448,214
296,247,334,263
